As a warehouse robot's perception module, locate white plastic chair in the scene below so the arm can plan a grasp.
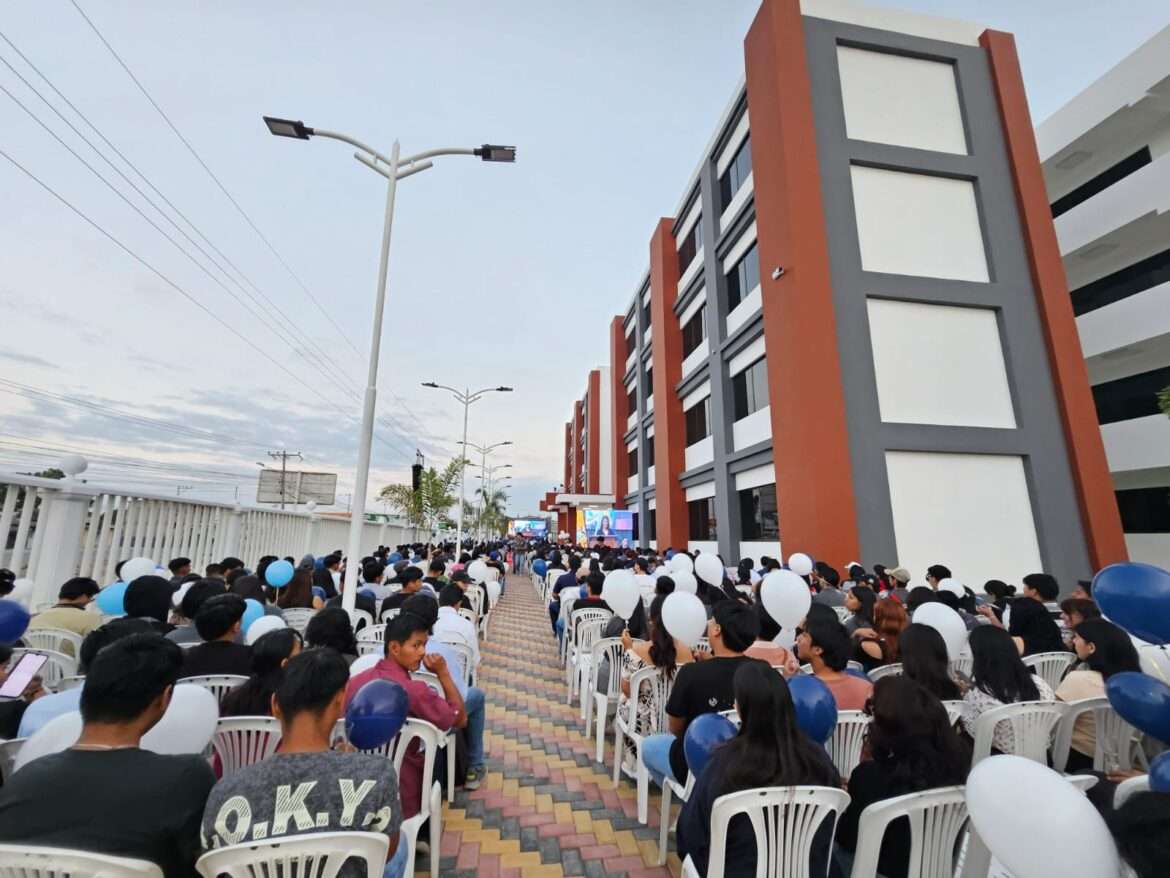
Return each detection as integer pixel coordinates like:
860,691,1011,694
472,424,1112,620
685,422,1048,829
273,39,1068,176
352,608,374,633
456,607,476,626
970,701,1064,766
1052,696,1142,773
410,671,458,805
612,665,673,824
195,830,388,878
848,786,968,878
381,607,401,624
11,648,77,688
356,640,383,657
178,674,248,705
568,615,610,705
57,674,86,691
1021,651,1075,691
867,663,903,683
0,739,26,784
211,716,282,777
0,844,163,877
281,607,316,634
585,637,625,757
657,772,695,865
846,660,865,674
950,654,974,678
21,627,84,657
680,785,851,878
827,710,871,779
357,623,386,644
1114,774,1150,807
393,719,445,878
439,640,474,688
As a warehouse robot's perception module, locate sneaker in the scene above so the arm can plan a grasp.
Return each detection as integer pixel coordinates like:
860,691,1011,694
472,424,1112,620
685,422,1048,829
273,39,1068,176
465,768,483,791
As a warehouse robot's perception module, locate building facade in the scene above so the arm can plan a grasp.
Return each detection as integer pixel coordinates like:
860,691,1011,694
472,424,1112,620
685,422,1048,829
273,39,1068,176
1037,26,1170,570
555,0,1128,589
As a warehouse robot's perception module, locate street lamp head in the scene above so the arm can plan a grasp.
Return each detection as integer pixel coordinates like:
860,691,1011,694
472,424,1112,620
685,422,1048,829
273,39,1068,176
474,144,516,163
501,441,514,446
421,381,439,388
496,386,513,392
263,116,314,140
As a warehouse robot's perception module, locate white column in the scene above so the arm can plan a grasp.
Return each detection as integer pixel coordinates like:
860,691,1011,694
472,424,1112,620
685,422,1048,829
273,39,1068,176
28,489,92,609
220,506,245,560
304,512,319,557
378,521,388,550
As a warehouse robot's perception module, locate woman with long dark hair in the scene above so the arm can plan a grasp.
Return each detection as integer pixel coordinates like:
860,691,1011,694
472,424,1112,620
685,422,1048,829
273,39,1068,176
836,677,970,877
304,607,358,664
676,662,840,876
843,586,876,636
854,598,908,672
899,623,963,701
961,625,1054,752
276,568,323,611
219,628,303,717
1057,618,1142,770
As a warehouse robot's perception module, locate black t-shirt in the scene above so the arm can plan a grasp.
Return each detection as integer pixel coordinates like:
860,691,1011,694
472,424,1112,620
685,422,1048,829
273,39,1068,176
665,655,761,780
179,640,253,678
1008,597,1065,656
0,748,215,875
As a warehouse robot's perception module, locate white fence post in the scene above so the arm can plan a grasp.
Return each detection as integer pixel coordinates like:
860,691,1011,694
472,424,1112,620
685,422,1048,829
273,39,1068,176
28,487,90,609
220,506,244,560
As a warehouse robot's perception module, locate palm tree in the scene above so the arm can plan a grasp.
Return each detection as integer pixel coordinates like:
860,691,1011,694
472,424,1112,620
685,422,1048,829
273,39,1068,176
379,459,463,536
468,487,509,539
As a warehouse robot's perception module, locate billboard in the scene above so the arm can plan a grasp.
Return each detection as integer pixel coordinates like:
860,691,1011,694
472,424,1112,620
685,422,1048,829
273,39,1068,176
508,519,548,538
576,508,634,547
257,469,338,505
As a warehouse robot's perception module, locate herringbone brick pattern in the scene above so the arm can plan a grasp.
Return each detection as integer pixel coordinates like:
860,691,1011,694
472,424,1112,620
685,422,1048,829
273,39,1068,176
415,573,682,877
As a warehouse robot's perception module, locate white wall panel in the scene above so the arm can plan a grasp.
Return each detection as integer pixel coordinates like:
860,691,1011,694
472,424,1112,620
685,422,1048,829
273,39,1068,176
685,436,715,471
683,381,711,413
733,406,772,451
685,481,717,501
729,336,767,377
726,286,762,336
688,540,719,556
739,541,781,564
734,464,776,492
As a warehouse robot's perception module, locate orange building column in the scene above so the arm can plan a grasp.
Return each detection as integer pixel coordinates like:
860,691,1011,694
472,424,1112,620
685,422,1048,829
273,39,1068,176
609,316,629,507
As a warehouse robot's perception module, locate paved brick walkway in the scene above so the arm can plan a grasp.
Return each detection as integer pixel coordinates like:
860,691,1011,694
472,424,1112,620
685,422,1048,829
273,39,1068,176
415,573,682,877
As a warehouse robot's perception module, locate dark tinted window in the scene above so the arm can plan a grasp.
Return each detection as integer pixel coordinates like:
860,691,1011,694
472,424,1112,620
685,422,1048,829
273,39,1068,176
643,298,652,330
726,242,760,312
1116,487,1170,533
1051,147,1151,219
625,330,636,357
628,446,638,475
719,136,752,208
678,216,703,276
688,497,717,541
1071,247,1170,316
1091,365,1170,425
648,509,657,543
681,306,706,358
731,357,769,420
645,437,655,467
685,397,710,445
645,367,653,399
739,484,779,540
627,385,637,416
632,512,640,541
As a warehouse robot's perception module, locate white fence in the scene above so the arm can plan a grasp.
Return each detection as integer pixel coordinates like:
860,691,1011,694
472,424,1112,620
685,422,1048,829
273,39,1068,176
0,471,413,608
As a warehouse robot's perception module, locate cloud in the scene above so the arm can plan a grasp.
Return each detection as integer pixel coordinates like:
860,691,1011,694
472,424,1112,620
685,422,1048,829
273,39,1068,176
0,350,59,370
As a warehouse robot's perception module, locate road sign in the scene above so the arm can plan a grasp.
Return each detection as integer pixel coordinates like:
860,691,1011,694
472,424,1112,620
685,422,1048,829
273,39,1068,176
257,469,337,505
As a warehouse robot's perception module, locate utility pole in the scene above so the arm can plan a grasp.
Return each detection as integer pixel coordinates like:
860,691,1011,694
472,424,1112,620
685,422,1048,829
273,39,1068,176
268,449,303,510
176,485,194,497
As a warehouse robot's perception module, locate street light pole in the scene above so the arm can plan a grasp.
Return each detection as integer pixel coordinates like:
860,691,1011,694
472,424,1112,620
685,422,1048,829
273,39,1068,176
264,117,515,621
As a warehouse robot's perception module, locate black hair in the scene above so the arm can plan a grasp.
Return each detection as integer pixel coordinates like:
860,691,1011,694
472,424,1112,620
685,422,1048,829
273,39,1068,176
229,574,267,605
220,628,303,717
718,663,838,797
755,600,781,642
205,563,225,577
849,586,877,623
1074,619,1141,680
899,624,961,701
401,594,438,628
587,571,605,596
194,593,247,641
865,676,970,792
324,554,341,570
274,648,349,719
736,559,754,586
568,555,582,572
0,643,11,665
906,586,937,613
438,584,463,608
58,577,99,600
386,611,431,646
123,575,173,623
220,557,245,572
655,575,675,597
1108,792,1170,878
428,558,445,574
80,633,183,724
647,593,679,677
815,562,840,588
180,580,226,621
1060,597,1101,623
935,590,960,611
1076,578,1094,597
167,557,192,574
1022,572,1060,601
983,580,1016,606
77,617,156,672
362,560,384,582
968,625,1039,703
304,607,357,656
926,564,952,581
805,602,840,628
712,601,759,653
804,618,851,671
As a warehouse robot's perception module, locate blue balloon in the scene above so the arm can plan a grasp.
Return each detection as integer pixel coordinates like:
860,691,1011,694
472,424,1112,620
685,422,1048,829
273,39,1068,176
389,552,402,563
788,674,838,744
1106,671,1170,743
94,582,128,616
311,586,326,600
1150,751,1170,794
359,588,375,599
347,678,409,750
684,712,738,778
0,599,31,642
265,559,294,588
1094,562,1170,645
533,559,547,578
241,598,264,633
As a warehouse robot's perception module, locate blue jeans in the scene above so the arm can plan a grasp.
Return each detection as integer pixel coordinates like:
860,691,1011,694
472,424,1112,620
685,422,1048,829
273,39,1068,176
555,617,565,645
383,831,408,878
641,733,677,787
464,686,486,771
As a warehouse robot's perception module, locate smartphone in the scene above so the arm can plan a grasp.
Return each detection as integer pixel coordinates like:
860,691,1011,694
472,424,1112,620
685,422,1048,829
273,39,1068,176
0,653,48,698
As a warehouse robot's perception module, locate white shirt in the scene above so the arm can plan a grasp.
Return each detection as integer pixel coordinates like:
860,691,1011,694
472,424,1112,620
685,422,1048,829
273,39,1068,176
433,605,480,667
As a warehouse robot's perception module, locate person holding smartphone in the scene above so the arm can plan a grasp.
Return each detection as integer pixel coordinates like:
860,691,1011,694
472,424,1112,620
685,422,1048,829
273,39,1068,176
0,644,47,738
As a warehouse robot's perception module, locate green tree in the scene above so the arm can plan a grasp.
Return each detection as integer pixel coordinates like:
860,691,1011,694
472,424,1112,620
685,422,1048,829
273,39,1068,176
379,459,463,533
467,486,509,538
1159,385,1170,419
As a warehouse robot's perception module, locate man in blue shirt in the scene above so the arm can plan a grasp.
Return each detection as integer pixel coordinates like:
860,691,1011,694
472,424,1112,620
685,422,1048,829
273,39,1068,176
548,555,584,633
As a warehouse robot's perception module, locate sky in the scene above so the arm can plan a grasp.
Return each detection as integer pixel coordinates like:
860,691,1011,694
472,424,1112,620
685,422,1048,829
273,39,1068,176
1,0,1166,520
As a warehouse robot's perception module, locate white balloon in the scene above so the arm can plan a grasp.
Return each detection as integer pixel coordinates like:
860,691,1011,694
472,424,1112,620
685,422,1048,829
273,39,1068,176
773,628,796,650
485,567,500,583
467,560,489,582
760,570,811,628
671,569,698,595
966,755,1119,878
787,553,814,578
14,711,82,772
141,684,218,755
172,581,194,609
8,578,34,609
661,592,708,648
58,454,88,476
245,614,288,645
912,603,969,662
694,554,725,586
668,553,694,575
602,570,640,620
485,580,502,605
120,557,157,583
350,653,380,677
937,577,965,598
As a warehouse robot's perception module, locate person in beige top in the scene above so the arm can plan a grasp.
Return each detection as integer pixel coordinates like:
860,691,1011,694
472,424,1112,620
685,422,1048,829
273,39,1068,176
26,577,102,654
1055,618,1142,771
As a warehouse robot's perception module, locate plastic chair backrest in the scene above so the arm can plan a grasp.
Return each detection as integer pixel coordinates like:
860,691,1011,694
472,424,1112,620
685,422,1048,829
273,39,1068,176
456,607,476,625
352,608,374,633
410,671,444,698
867,663,903,683
0,739,26,784
465,587,484,617
212,716,282,777
194,830,388,878
21,628,84,656
0,844,163,877
590,637,625,697
57,674,86,691
574,616,610,655
177,674,249,704
970,700,1063,766
707,785,851,878
694,638,712,656
356,641,382,657
1052,696,1140,772
357,623,387,643
393,718,445,819
1021,651,1075,690
950,655,974,677
11,648,77,687
1114,774,1150,808
281,608,316,633
628,665,673,737
827,710,871,779
848,786,967,878
440,641,474,687
381,608,401,624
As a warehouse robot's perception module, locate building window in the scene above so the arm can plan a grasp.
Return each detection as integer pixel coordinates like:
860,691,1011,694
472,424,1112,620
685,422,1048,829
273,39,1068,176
688,497,717,540
632,511,640,541
626,384,637,416
625,330,636,357
643,298,652,331
725,241,760,312
719,136,753,208
645,367,654,399
1051,147,1151,219
677,216,703,276
648,508,657,542
738,483,779,540
1091,364,1170,425
681,305,707,358
627,446,638,475
1071,246,1170,316
685,397,711,446
731,356,769,420
1116,487,1170,533
645,436,655,468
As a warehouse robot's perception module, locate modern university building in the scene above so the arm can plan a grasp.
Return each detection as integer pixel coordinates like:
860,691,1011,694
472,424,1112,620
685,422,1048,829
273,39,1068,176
542,0,1132,592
